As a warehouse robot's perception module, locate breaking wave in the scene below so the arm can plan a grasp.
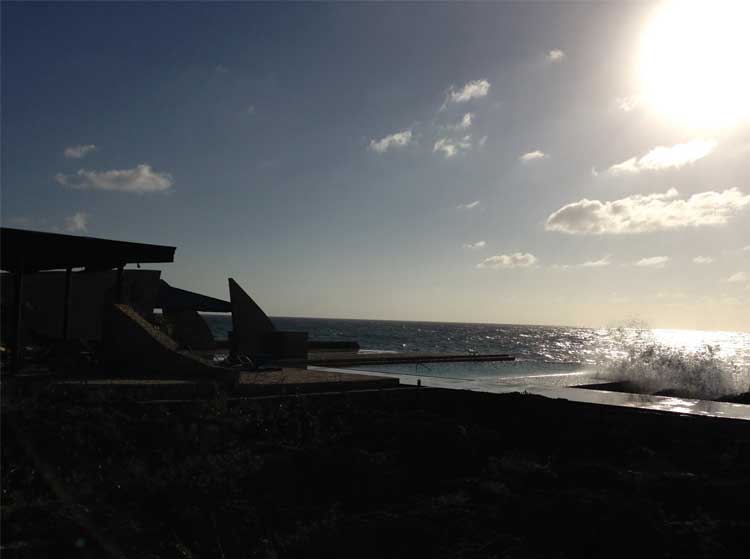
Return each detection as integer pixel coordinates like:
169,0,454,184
599,326,749,400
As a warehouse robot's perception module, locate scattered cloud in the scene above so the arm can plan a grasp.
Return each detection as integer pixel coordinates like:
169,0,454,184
63,212,88,233
581,255,612,268
245,105,256,115
520,150,548,163
554,255,612,270
462,241,486,250
7,212,89,234
607,138,717,175
55,163,174,193
546,188,750,235
726,272,748,283
457,200,480,210
434,135,472,158
546,49,566,62
369,129,412,153
215,64,229,73
457,112,474,129
477,252,537,269
64,144,97,159
478,135,488,148
693,256,713,264
635,256,669,268
448,79,490,104
616,95,640,112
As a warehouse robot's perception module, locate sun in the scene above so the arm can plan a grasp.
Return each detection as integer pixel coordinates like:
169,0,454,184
638,0,750,129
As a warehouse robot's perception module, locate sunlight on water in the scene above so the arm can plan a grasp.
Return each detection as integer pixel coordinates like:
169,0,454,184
203,315,750,400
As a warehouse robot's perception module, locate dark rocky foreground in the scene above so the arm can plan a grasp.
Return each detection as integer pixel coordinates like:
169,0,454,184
2,384,750,558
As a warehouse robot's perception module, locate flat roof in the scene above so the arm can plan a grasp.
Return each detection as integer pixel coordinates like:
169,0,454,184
1,227,176,272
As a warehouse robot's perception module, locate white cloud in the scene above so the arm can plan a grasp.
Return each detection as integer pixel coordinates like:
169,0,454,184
448,79,491,104
546,188,750,235
743,246,750,252
547,49,566,62
55,163,174,193
607,139,717,175
459,113,473,129
477,252,537,269
457,200,480,210
64,212,88,233
726,272,748,283
462,241,486,250
369,129,412,153
64,144,97,159
616,96,640,112
581,255,612,268
434,135,472,158
520,150,548,163
693,256,713,264
554,255,612,270
635,256,669,268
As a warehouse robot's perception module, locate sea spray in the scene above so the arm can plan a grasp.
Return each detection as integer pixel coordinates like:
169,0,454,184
599,326,749,399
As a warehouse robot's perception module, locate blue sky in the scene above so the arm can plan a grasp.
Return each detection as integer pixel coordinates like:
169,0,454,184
2,1,749,330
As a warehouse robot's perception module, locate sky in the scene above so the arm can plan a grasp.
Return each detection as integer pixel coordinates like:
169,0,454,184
2,1,749,331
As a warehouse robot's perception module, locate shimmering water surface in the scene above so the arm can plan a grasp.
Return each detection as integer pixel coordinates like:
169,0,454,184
203,316,750,393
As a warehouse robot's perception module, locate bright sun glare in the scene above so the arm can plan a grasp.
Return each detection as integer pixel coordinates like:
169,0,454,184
639,0,750,129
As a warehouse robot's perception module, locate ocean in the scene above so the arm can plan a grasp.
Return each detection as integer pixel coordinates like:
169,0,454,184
203,315,750,397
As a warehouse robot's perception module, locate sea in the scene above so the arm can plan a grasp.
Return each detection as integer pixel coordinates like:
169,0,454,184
203,316,750,398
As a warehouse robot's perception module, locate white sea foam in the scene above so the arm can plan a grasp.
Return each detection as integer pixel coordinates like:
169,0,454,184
599,326,749,399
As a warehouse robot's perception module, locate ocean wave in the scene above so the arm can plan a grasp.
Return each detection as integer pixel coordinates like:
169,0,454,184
601,341,749,399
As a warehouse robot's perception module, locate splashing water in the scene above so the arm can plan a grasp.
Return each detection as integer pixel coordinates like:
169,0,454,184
599,326,749,399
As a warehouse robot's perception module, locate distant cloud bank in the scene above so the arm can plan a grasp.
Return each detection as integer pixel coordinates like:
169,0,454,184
477,252,537,269
55,163,174,193
607,139,717,175
546,188,750,235
693,256,713,264
369,129,412,153
64,144,97,159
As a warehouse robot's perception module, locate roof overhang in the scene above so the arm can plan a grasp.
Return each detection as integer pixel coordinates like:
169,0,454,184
1,227,176,273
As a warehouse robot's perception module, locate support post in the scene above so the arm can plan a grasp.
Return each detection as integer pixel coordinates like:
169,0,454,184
62,267,73,340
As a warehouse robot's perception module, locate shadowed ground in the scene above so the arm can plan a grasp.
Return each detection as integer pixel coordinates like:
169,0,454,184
2,386,749,558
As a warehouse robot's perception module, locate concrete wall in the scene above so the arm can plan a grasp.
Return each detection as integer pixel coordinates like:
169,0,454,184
0,270,161,344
